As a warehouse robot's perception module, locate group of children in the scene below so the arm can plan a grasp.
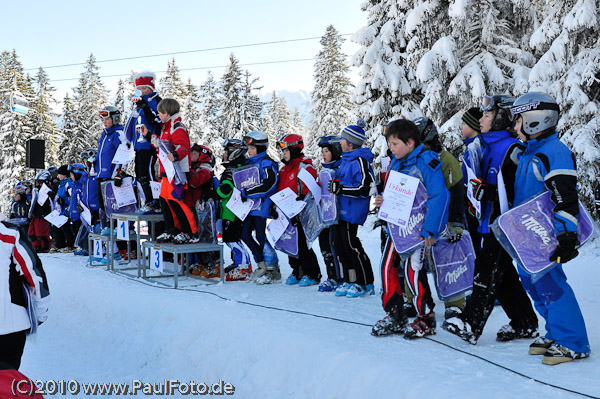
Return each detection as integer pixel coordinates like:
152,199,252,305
6,73,591,365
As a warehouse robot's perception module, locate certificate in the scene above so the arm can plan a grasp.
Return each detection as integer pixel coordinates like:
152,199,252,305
378,171,420,227
298,168,321,203
266,211,290,243
44,210,69,228
113,177,137,207
79,202,92,226
465,163,481,218
111,143,135,165
37,183,52,206
270,187,306,219
226,188,254,221
157,150,176,183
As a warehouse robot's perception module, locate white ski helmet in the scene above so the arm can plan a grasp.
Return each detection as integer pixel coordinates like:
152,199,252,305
243,130,268,148
510,92,560,136
98,105,121,125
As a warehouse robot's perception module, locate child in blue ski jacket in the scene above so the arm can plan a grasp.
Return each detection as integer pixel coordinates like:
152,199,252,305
443,94,538,345
316,135,345,292
240,131,280,284
327,120,375,298
371,119,449,338
510,92,589,365
133,72,162,214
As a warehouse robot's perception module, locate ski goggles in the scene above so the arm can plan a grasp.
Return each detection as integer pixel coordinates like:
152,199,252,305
221,138,244,148
242,136,267,146
80,150,96,159
277,139,303,150
68,163,87,173
480,95,497,112
317,136,341,147
508,101,560,121
98,110,111,119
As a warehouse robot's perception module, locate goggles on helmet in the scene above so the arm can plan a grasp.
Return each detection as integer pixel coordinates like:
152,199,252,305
480,95,497,112
508,101,560,121
221,138,244,148
98,110,111,119
317,136,341,147
277,139,303,150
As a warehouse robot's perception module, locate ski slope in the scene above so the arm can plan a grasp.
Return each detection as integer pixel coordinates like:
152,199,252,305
21,217,600,399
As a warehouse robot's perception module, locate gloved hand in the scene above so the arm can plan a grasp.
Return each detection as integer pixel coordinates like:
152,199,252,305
136,98,148,110
469,177,488,201
290,215,300,227
113,169,124,187
240,189,249,203
447,222,465,243
467,201,477,218
373,219,386,230
269,204,279,219
549,231,579,264
328,179,342,195
296,193,305,201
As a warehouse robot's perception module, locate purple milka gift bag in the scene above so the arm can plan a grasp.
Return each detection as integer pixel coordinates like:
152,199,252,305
102,181,138,218
492,191,596,276
388,182,428,257
274,222,299,257
319,169,338,225
431,231,476,300
232,165,262,211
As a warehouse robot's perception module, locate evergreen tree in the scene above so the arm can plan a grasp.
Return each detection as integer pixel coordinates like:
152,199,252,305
240,70,264,134
61,93,81,164
0,50,34,213
218,53,244,141
70,54,108,160
309,25,354,169
267,92,294,161
159,58,187,104
198,71,221,144
30,67,61,167
181,78,203,144
352,0,422,165
528,0,600,210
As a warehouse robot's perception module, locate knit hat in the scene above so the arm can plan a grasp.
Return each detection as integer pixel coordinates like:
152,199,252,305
462,107,483,132
134,71,156,90
341,119,367,147
57,164,69,176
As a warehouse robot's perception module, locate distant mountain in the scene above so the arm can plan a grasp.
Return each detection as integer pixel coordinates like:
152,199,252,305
259,89,313,126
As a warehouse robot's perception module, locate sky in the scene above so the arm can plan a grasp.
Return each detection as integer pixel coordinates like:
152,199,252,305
3,0,367,105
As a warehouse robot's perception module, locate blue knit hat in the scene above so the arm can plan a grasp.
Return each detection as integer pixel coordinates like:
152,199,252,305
341,119,367,147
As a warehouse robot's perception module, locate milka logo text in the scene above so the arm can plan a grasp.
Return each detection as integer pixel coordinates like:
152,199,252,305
445,265,468,285
521,214,551,244
240,176,258,189
399,212,424,237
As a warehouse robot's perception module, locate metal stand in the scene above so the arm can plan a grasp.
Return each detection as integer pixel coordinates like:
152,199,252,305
88,233,111,268
141,242,224,288
108,213,164,275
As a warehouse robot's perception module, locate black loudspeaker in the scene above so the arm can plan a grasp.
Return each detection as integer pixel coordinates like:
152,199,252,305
26,139,46,169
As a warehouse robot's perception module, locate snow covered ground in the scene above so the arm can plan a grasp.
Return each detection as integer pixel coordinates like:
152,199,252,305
21,216,600,399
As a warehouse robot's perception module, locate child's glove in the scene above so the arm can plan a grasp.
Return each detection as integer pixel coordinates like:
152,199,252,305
240,189,249,202
469,177,488,201
328,179,342,195
290,215,300,227
296,193,305,201
550,231,579,264
113,169,125,187
467,201,477,218
269,204,279,220
447,222,465,243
